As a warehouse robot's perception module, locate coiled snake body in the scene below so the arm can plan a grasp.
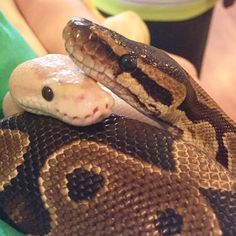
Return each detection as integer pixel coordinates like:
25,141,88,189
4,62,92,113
0,18,236,235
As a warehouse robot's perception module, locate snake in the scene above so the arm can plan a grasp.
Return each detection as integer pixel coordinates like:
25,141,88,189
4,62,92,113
3,53,114,127
0,18,236,235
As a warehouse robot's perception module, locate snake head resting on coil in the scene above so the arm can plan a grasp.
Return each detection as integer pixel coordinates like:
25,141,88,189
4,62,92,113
63,18,192,125
5,54,114,126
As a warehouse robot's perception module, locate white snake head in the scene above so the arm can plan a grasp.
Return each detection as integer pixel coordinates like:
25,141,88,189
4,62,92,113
7,54,114,126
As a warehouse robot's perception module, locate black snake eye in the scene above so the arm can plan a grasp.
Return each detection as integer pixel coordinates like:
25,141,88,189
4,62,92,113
42,86,54,101
119,54,137,72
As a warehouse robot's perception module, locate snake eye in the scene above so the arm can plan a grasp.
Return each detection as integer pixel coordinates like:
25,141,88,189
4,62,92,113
119,54,137,72
42,86,54,101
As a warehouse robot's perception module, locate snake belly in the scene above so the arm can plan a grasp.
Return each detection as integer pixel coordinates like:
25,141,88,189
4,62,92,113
0,18,236,235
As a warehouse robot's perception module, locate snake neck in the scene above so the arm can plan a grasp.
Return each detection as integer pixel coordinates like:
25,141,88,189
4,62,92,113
173,76,236,171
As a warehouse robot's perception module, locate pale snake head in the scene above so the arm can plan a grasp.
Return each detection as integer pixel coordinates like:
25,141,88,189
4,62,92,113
7,54,114,126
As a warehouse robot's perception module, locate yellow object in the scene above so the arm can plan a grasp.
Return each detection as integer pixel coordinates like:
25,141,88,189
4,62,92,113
84,0,150,44
102,11,150,44
82,0,105,22
92,0,218,21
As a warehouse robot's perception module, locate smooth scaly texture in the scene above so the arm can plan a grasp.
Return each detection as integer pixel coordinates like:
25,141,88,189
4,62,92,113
1,113,236,235
0,18,236,235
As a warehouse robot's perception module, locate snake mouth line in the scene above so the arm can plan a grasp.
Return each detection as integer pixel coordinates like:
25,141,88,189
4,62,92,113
68,46,164,125
67,48,141,105
55,108,101,121
55,103,111,126
56,108,83,120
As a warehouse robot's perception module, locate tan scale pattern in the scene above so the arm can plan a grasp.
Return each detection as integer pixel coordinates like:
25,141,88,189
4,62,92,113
39,140,221,235
178,118,219,159
116,73,164,113
0,129,29,191
137,60,186,110
135,63,221,160
172,140,236,191
92,26,128,57
223,132,236,173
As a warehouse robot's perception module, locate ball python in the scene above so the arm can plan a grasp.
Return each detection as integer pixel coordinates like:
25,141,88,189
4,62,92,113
0,18,236,236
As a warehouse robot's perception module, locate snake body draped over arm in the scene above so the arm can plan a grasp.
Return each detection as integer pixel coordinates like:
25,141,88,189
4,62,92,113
0,18,236,235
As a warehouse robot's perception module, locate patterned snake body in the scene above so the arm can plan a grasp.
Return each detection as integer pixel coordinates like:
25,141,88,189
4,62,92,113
0,18,236,235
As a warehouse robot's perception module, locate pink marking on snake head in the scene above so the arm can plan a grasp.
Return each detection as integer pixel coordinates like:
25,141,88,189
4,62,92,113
72,116,80,120
90,54,96,60
75,94,85,102
93,106,99,114
80,46,85,53
84,114,91,119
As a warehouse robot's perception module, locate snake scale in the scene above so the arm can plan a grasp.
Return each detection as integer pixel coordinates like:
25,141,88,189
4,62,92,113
0,18,236,235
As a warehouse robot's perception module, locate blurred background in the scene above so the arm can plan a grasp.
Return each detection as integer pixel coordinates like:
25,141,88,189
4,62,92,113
201,2,236,121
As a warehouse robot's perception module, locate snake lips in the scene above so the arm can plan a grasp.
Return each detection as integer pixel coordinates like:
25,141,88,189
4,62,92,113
7,54,114,126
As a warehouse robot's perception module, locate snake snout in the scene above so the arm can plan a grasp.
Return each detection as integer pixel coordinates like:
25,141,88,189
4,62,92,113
71,18,93,27
65,18,93,32
64,20,120,85
63,18,93,45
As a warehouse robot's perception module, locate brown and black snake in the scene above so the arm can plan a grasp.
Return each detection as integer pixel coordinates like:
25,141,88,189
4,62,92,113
0,18,236,235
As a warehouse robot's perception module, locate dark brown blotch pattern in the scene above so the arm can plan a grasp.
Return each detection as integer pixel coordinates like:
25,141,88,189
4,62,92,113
66,167,105,202
39,140,220,235
0,113,234,235
154,208,183,235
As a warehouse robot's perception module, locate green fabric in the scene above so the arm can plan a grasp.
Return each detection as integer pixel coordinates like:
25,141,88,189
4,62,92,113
0,11,35,235
0,12,36,118
92,0,218,21
0,220,24,236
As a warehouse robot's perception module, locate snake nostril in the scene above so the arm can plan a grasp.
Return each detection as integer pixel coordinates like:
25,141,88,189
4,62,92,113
93,107,99,114
71,18,93,27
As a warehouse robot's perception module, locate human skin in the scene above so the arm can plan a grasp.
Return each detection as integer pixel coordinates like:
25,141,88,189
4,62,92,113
14,0,198,77
14,0,100,54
